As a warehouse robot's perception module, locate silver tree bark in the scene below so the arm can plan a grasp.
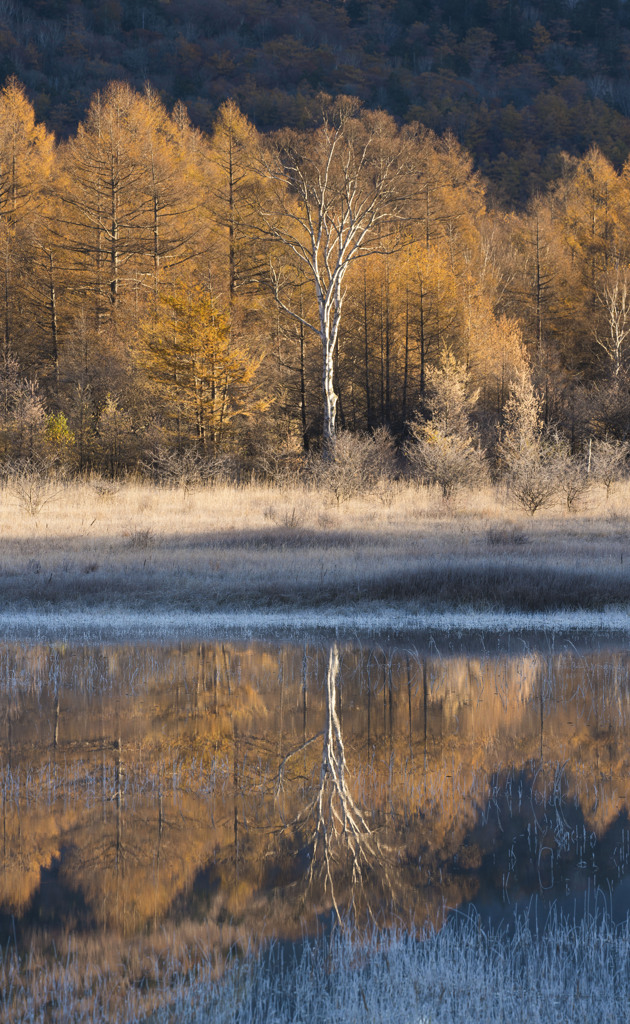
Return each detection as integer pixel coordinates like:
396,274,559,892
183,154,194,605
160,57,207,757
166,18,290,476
596,269,630,379
254,99,416,447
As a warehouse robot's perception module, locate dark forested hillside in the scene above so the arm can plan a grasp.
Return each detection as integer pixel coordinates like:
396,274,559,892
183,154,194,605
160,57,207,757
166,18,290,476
4,0,630,204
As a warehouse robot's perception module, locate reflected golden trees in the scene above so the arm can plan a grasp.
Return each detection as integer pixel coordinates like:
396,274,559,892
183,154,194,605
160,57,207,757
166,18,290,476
0,641,629,938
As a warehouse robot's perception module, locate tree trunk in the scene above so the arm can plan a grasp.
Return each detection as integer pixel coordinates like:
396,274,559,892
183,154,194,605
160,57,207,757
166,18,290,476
322,337,338,447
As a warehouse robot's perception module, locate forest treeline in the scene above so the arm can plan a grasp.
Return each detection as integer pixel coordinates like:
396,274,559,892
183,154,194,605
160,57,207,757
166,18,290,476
5,1,630,204
1,75,630,500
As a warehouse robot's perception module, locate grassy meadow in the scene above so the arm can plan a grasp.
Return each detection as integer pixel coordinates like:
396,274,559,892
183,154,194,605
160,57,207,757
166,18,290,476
0,475,628,616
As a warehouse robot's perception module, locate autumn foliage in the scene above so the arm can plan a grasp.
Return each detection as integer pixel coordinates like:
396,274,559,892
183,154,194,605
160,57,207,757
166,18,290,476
0,76,629,484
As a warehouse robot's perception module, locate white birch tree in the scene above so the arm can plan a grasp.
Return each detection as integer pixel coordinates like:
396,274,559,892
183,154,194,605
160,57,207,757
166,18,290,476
253,98,416,447
595,269,630,379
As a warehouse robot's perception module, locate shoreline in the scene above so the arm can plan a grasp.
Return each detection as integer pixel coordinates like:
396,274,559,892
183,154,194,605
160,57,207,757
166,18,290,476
0,602,629,645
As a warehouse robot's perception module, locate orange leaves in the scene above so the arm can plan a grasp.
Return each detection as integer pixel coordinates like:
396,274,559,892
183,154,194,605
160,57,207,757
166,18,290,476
0,77,54,219
140,282,269,452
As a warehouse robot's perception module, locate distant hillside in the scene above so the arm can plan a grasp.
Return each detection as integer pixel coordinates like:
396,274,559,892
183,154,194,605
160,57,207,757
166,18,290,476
5,0,630,203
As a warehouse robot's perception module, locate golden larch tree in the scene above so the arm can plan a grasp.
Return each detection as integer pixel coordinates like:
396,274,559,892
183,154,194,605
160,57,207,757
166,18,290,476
140,282,268,454
0,77,54,365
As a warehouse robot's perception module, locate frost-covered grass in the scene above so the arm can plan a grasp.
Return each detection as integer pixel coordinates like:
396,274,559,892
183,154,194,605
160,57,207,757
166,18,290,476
180,911,630,1024
3,910,630,1023
0,477,629,621
1,604,630,643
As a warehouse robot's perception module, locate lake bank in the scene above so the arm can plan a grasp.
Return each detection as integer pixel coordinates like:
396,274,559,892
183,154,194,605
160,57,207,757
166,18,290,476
1,604,630,644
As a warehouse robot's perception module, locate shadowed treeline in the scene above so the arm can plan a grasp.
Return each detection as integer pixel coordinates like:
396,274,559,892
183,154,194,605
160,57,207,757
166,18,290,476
4,0,630,207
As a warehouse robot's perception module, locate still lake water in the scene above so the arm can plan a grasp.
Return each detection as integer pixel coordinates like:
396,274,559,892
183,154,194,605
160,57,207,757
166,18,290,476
1,636,630,948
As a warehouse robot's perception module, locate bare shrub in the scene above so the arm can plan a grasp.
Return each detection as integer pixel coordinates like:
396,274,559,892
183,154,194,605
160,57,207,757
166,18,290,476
126,527,155,548
507,452,560,515
558,454,591,512
310,428,396,504
254,445,307,485
263,503,307,529
374,477,403,506
497,367,569,515
6,460,63,516
406,426,486,499
502,430,575,516
142,446,233,492
589,437,629,497
405,352,487,499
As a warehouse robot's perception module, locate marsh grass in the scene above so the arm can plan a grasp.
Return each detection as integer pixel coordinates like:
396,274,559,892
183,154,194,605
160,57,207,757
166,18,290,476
0,477,629,614
2,910,630,1023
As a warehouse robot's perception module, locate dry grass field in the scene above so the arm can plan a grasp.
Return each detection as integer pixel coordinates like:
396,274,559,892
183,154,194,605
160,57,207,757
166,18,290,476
0,476,628,615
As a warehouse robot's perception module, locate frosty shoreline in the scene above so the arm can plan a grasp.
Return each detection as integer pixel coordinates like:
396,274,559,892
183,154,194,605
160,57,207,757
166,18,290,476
0,603,629,643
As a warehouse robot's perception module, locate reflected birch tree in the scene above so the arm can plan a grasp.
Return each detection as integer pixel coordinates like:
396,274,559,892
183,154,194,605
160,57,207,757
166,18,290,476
276,644,391,920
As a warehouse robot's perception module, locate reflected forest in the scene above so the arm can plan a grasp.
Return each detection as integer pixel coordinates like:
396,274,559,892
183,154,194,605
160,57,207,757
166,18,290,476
2,640,630,945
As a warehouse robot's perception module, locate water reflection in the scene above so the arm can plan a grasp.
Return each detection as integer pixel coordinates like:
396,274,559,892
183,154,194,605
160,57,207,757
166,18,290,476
275,645,392,920
0,640,629,944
